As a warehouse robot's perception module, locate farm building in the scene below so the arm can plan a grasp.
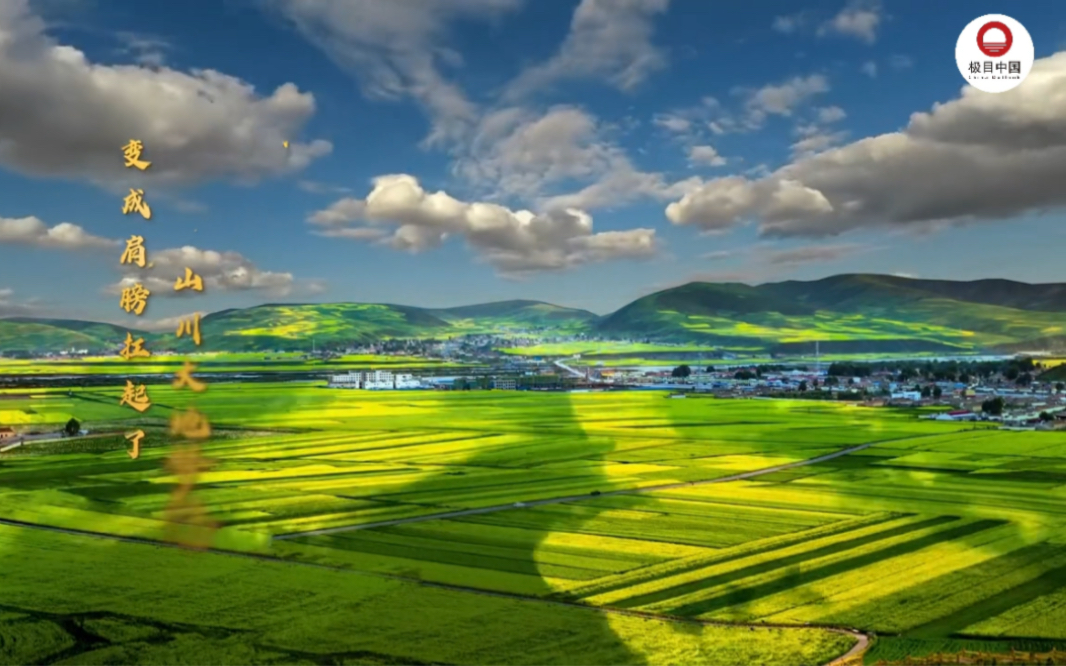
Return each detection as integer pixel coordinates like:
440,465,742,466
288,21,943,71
0,427,16,440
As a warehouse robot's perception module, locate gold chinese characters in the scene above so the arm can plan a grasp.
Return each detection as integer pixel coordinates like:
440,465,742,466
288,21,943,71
125,429,145,459
119,283,151,315
162,441,217,549
117,141,154,441
176,313,202,346
173,361,207,392
175,267,204,292
120,235,147,268
122,188,151,220
120,332,150,361
122,140,151,171
113,140,216,547
119,380,151,413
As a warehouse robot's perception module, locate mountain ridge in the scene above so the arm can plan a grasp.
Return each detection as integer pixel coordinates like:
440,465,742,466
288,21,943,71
2,274,1064,354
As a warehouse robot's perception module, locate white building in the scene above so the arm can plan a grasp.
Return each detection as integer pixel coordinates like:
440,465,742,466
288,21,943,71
891,391,923,401
328,370,422,390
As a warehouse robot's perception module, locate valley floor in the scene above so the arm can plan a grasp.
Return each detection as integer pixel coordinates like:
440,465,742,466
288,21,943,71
3,388,1066,664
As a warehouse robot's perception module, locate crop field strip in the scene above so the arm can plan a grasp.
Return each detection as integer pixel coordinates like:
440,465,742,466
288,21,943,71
7,389,1066,664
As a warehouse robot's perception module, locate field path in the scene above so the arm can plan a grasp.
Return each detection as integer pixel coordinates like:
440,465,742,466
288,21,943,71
0,517,866,666
826,630,869,665
274,439,881,540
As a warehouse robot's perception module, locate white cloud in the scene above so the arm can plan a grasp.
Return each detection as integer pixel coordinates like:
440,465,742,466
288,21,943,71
108,246,318,298
454,105,699,211
0,216,117,250
538,163,701,212
0,0,331,187
455,106,614,200
0,287,41,318
739,75,830,128
114,31,172,67
688,145,726,167
666,51,1066,238
653,113,693,133
308,174,658,276
746,75,829,116
269,0,522,147
504,0,671,101
817,106,847,123
861,61,878,78
819,0,882,44
791,129,848,158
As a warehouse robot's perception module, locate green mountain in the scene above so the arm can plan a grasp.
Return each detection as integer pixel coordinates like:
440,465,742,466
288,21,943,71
2,275,1064,355
428,300,598,334
0,318,142,355
169,300,597,352
181,303,453,351
596,275,1066,353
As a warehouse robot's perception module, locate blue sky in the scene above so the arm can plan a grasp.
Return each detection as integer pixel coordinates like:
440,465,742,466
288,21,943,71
0,0,1064,324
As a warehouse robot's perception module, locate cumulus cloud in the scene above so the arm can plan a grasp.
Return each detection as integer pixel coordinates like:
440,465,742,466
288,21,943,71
791,123,849,159
308,174,657,276
0,216,117,250
819,0,882,44
666,51,1066,238
108,246,321,298
454,105,700,211
817,106,847,123
456,106,614,199
504,0,670,100
269,0,521,147
688,145,726,167
0,0,331,188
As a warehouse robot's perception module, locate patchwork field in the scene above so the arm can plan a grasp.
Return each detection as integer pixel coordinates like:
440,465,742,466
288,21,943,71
2,388,1066,664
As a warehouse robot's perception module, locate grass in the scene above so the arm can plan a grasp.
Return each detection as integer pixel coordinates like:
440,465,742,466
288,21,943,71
4,388,1066,663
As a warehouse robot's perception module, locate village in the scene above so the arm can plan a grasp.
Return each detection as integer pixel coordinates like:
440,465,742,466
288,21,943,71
324,353,1066,432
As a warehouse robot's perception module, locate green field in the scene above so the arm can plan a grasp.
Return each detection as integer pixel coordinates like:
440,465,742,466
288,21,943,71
3,389,1066,664
0,353,466,377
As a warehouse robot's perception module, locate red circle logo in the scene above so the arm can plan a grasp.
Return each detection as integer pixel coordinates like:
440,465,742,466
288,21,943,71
977,21,1012,57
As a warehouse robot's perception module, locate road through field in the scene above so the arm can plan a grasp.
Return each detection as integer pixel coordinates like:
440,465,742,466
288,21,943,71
273,439,881,540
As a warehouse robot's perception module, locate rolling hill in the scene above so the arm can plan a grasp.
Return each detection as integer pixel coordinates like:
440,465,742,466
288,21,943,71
597,275,1066,353
1,275,1063,354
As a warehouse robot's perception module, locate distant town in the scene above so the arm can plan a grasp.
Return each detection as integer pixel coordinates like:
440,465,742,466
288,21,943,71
322,345,1066,432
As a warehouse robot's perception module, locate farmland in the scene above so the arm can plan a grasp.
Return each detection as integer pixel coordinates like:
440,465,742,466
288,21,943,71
3,389,1066,664
0,353,465,378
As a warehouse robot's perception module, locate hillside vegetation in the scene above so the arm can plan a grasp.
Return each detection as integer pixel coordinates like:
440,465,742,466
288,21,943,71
2,275,1064,354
